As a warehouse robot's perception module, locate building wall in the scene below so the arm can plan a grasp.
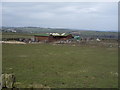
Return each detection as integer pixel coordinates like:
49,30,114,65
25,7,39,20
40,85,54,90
34,34,73,42
35,36,49,41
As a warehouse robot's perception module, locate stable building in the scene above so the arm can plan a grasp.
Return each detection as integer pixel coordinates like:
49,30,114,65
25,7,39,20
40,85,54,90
34,33,73,42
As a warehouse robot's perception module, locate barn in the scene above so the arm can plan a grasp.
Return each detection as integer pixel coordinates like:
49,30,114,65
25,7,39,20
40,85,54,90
34,33,73,42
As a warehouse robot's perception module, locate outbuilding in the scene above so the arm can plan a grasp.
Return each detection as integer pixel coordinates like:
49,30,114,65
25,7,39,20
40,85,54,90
34,33,73,42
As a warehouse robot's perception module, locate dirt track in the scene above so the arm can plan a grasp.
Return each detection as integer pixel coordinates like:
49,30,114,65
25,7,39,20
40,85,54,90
0,41,26,44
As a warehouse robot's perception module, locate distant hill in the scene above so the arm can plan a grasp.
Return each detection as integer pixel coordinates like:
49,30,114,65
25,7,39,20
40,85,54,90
2,27,73,33
2,27,118,39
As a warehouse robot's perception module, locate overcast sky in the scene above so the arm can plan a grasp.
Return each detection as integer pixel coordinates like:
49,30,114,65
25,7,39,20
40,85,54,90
2,2,118,31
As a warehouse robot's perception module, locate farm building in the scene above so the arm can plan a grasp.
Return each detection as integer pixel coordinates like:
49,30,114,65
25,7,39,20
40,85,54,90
34,33,73,42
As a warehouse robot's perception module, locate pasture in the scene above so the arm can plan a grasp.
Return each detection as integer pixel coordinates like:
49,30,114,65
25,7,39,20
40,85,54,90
2,44,118,88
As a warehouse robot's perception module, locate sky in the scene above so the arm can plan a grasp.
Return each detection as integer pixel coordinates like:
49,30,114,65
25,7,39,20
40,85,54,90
1,2,118,31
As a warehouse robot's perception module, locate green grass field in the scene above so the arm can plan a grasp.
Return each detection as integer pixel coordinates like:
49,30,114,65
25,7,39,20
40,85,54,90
2,32,33,39
2,44,118,88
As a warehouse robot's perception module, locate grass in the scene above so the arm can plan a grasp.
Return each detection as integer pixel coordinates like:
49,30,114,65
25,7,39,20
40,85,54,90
2,32,33,39
2,44,118,88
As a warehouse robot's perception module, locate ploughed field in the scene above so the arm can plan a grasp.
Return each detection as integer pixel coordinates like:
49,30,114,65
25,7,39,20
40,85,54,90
2,44,118,88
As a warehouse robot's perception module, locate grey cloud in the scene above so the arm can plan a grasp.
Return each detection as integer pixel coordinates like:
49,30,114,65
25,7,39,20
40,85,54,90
2,2,118,31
